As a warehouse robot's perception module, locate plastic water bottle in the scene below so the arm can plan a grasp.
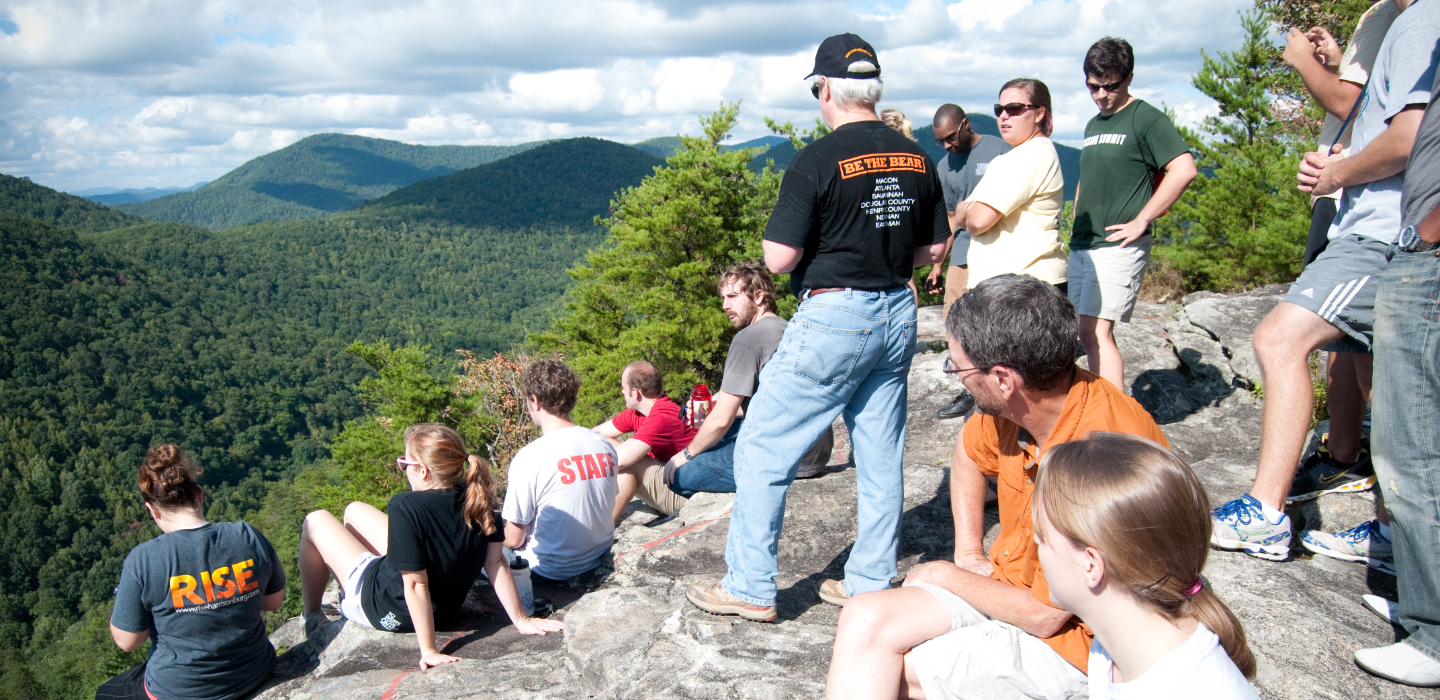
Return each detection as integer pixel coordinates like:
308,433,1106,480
689,384,713,429
510,557,535,616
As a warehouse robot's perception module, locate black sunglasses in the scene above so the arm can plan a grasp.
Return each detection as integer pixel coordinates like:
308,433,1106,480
1086,78,1125,94
933,121,967,147
993,102,1037,118
811,80,823,99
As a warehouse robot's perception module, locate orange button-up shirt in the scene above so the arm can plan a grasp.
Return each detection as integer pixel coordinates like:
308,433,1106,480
962,368,1169,672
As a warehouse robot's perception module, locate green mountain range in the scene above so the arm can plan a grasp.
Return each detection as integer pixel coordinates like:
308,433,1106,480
0,174,147,233
116,133,549,230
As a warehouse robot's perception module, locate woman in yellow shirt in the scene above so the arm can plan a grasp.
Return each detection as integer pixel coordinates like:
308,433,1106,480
963,78,1068,291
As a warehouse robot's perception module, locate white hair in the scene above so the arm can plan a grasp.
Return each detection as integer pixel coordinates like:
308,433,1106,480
814,61,883,110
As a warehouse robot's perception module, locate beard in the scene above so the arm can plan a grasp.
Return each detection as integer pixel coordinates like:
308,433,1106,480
729,304,758,328
971,389,1006,417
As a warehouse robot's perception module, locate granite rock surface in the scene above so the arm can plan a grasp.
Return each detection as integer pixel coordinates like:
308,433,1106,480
255,291,1418,699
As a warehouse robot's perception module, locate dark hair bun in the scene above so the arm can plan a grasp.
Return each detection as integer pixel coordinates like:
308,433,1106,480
138,444,203,511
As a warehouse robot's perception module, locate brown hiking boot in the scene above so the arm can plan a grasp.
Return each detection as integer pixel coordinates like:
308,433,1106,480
686,581,777,622
818,579,850,606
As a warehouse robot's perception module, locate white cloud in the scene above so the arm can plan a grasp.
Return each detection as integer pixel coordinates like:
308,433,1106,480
0,0,1253,191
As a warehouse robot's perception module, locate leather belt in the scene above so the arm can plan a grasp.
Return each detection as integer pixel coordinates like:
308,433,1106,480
806,287,878,297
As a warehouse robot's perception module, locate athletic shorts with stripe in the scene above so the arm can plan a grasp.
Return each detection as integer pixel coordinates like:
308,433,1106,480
1282,233,1393,353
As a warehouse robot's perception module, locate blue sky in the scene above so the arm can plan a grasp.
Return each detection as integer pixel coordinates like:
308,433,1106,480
0,0,1253,192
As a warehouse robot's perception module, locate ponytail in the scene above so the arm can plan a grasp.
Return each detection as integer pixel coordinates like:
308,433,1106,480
463,454,498,535
1189,586,1257,679
403,423,497,535
137,444,203,512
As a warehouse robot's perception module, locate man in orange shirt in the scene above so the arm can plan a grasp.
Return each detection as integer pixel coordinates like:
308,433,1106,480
825,274,1167,700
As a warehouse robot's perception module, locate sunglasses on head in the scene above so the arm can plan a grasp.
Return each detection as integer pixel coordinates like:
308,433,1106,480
993,102,1037,118
1086,78,1125,94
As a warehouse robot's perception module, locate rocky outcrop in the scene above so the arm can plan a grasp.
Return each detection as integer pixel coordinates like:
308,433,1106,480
256,290,1419,699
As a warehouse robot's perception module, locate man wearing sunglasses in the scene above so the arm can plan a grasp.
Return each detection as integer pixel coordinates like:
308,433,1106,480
930,103,1012,420
1070,37,1197,391
686,33,948,622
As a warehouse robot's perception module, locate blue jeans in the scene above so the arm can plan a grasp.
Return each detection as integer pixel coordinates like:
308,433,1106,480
1372,246,1440,660
671,421,741,496
722,287,917,606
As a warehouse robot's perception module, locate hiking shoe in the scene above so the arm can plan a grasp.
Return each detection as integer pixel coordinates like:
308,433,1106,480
686,582,776,622
1355,642,1440,687
1362,594,1400,625
303,610,330,639
1287,437,1375,503
1301,519,1395,575
937,391,975,420
1210,494,1291,561
818,579,850,606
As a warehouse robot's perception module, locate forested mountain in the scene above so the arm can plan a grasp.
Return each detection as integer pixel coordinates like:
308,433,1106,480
116,133,549,230
0,174,146,233
356,137,664,230
75,183,206,205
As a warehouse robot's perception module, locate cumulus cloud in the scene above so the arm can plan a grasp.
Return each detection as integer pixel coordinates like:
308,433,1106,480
0,0,1252,191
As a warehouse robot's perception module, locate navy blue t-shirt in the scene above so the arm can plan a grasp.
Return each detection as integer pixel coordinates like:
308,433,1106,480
111,521,285,700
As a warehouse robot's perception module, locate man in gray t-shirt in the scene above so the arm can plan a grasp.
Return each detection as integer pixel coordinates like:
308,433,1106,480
1211,0,1438,565
629,265,830,516
930,105,1012,420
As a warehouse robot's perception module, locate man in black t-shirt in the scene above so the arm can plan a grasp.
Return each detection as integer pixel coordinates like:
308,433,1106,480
687,33,948,622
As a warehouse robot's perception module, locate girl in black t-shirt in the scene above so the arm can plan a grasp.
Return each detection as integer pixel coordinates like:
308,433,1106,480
298,424,563,669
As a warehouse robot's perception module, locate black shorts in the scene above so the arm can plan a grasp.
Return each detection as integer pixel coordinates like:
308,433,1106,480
95,663,147,700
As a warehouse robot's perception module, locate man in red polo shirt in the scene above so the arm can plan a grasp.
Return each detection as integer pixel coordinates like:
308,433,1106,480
595,361,695,525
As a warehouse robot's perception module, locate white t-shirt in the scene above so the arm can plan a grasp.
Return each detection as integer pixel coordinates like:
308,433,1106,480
501,426,618,580
966,135,1068,287
1088,624,1260,700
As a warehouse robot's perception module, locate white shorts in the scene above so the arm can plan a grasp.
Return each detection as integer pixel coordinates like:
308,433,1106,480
907,582,1087,700
1067,237,1153,323
338,551,380,628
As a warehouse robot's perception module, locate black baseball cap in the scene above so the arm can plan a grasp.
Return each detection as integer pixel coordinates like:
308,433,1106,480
805,33,881,79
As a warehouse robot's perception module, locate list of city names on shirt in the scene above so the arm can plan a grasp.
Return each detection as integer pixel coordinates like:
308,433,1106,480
861,176,916,228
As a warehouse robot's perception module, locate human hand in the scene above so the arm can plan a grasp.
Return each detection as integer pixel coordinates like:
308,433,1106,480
954,552,994,577
925,266,944,294
1298,145,1344,196
1282,27,1319,68
1305,26,1342,68
418,650,461,670
663,454,686,484
1103,218,1151,247
514,617,566,636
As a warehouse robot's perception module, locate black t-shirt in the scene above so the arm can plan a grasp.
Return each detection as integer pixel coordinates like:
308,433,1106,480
764,120,948,295
361,489,503,632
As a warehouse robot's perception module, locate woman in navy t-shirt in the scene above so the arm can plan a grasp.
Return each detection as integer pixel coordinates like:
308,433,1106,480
100,445,285,700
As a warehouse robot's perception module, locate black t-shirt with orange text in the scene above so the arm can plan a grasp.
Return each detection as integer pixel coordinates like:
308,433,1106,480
764,120,948,295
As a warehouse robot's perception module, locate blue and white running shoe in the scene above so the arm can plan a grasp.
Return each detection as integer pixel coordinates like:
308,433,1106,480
1211,494,1291,561
1302,519,1395,575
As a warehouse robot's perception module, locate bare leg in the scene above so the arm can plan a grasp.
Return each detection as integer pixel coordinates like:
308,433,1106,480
1325,352,1366,463
942,265,968,321
1251,303,1345,510
826,588,954,700
1078,315,1125,389
299,509,372,613
344,501,389,556
900,653,929,700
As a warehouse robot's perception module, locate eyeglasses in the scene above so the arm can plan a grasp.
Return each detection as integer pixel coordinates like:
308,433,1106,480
993,102,1037,118
811,79,824,99
933,124,965,146
394,456,422,473
1086,78,1125,94
942,356,990,375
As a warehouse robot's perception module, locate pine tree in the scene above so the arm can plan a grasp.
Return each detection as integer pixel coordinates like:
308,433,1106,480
535,103,787,424
1155,10,1314,291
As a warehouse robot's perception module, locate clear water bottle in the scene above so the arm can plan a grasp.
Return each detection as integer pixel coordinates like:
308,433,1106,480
510,556,535,616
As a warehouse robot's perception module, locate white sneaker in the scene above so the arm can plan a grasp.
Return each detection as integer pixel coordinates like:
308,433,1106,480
1362,594,1399,625
1354,642,1440,687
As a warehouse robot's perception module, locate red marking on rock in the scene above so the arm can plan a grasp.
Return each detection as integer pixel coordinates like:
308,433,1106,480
616,509,731,559
378,669,414,700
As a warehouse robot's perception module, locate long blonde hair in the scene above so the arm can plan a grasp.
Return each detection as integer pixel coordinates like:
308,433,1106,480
403,424,497,535
1033,432,1256,678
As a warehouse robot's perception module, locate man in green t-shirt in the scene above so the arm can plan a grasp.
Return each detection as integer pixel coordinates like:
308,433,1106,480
1070,37,1197,390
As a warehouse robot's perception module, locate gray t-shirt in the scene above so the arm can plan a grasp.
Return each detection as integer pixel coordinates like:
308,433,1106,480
1403,55,1440,230
111,521,285,700
940,134,1012,266
1331,0,1440,244
719,315,787,404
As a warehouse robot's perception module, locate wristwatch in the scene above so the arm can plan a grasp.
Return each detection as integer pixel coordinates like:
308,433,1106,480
682,448,693,461
1399,224,1440,253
